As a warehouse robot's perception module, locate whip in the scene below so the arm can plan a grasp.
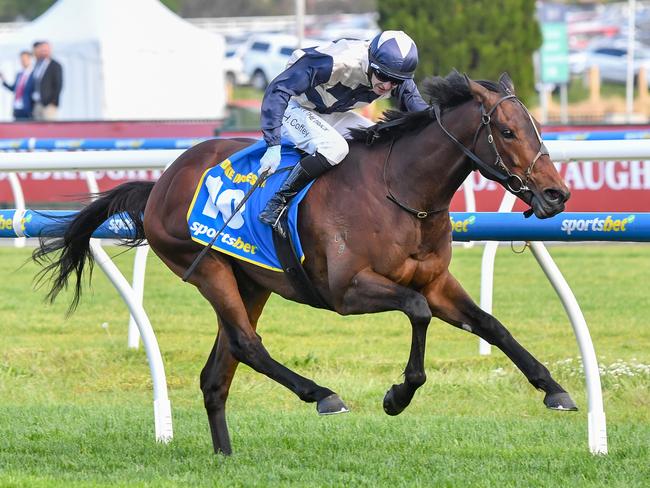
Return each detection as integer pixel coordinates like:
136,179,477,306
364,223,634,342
182,169,269,282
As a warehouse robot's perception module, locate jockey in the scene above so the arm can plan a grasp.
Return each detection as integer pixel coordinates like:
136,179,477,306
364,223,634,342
258,30,429,229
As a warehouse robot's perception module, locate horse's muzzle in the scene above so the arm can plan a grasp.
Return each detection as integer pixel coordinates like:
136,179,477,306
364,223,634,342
529,186,570,219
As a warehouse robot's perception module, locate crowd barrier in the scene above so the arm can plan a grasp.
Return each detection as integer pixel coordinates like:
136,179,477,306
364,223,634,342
4,209,647,454
5,138,650,455
3,209,649,242
450,212,650,242
1,129,649,152
0,129,649,155
4,140,650,169
0,137,210,151
0,207,172,444
543,130,650,141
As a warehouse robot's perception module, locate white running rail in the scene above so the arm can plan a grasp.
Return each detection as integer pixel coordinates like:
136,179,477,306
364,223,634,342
4,138,650,453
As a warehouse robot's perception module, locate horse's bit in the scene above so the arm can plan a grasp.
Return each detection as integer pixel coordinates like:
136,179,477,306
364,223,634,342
432,92,549,195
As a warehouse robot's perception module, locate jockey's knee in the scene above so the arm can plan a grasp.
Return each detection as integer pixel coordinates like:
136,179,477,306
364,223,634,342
301,151,331,176
318,136,349,165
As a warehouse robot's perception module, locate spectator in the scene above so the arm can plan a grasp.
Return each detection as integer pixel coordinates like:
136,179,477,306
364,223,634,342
31,40,63,121
0,50,34,120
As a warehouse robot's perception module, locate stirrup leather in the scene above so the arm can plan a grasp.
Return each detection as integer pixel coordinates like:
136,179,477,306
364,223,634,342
270,205,289,237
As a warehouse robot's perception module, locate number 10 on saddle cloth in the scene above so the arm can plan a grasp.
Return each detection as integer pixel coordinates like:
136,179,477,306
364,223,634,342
187,139,312,271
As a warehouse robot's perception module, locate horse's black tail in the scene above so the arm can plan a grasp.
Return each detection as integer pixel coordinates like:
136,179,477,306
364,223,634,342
33,181,155,313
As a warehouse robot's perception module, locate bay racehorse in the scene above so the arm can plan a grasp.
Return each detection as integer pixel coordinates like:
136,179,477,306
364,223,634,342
34,72,574,455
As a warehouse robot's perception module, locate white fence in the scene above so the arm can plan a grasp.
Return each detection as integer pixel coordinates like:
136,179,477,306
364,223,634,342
4,139,650,452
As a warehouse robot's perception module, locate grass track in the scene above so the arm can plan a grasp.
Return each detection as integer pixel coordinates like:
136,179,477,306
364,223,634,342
1,244,649,487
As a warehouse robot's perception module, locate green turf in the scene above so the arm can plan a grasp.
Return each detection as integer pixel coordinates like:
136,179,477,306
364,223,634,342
1,244,648,487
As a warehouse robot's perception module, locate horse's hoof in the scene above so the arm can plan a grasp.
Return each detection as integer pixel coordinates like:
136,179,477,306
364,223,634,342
317,393,349,415
383,387,405,416
215,446,232,456
544,392,578,411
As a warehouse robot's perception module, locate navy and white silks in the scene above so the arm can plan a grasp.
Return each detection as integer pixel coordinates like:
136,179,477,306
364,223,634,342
260,38,429,165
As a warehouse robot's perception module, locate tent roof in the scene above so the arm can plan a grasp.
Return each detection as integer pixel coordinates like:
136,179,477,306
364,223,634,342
0,0,226,120
7,0,213,46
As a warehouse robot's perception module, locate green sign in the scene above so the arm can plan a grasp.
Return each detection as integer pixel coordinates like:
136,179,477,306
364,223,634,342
540,22,569,83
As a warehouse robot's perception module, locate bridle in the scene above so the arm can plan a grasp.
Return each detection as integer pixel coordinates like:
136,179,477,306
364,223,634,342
431,93,549,194
378,89,549,220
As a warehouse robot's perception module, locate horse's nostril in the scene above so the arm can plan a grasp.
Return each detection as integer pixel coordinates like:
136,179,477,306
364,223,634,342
544,188,564,203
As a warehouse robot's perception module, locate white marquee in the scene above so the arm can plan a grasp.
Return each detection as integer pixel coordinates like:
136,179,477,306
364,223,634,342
0,0,226,121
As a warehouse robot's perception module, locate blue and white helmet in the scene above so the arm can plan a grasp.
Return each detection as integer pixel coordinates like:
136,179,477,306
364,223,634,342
368,30,419,81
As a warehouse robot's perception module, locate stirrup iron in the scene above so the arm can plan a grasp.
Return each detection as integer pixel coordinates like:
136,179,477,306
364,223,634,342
271,205,289,237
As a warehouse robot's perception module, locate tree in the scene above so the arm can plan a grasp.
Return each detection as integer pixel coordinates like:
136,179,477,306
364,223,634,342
0,0,53,21
377,0,541,102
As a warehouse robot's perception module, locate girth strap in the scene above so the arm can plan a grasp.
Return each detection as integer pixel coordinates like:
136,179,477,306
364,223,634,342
272,211,330,309
385,193,439,219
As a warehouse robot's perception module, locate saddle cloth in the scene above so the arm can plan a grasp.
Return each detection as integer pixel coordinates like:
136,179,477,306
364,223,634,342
187,139,314,271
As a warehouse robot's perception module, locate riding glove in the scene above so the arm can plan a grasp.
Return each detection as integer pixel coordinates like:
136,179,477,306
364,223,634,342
259,145,282,175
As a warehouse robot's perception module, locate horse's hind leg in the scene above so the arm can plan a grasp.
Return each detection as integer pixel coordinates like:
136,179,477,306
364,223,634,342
200,327,237,455
200,281,269,455
195,255,346,418
424,272,577,410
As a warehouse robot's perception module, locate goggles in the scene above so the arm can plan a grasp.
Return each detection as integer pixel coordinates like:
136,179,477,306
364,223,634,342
373,69,404,85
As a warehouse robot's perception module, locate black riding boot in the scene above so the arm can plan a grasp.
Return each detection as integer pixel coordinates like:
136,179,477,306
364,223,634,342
259,152,331,228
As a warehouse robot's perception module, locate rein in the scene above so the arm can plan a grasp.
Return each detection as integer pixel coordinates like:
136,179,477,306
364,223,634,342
382,138,448,219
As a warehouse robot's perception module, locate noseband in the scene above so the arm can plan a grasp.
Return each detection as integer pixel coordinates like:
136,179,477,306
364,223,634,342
431,93,549,194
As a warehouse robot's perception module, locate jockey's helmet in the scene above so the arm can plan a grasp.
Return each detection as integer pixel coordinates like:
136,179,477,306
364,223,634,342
368,30,419,81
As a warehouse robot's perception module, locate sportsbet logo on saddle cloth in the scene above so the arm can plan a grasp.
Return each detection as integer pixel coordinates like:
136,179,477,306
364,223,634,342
187,139,314,271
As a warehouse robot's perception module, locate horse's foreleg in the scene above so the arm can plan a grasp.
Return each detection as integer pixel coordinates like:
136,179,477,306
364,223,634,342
338,269,432,415
424,272,576,411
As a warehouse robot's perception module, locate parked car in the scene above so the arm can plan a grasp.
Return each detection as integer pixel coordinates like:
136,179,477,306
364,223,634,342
241,33,320,90
569,42,650,85
224,37,250,87
311,14,379,41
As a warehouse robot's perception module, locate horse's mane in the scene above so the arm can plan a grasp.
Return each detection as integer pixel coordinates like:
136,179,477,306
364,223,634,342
349,70,502,144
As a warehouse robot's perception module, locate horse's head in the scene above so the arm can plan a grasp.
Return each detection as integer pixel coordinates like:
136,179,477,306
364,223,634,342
465,73,570,218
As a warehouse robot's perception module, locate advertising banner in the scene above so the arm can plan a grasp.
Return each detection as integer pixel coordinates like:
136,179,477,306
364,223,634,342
1,160,648,212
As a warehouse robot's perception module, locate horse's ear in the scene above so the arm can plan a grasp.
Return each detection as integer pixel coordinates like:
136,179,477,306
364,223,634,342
464,73,491,106
498,72,516,95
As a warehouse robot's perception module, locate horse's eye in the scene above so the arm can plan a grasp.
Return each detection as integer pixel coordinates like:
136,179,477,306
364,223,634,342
501,129,515,139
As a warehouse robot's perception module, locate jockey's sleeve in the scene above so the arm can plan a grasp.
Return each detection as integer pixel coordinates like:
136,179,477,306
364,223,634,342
260,53,333,146
394,79,429,112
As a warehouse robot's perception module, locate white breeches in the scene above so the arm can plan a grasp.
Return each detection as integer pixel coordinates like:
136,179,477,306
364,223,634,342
280,99,374,165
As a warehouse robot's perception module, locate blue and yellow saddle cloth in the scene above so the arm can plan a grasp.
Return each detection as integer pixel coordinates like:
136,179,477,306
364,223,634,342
187,139,313,271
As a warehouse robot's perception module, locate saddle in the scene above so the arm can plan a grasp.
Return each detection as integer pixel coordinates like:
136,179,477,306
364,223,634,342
186,139,328,308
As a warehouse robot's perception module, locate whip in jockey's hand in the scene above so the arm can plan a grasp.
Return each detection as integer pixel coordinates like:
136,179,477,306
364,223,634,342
257,30,430,231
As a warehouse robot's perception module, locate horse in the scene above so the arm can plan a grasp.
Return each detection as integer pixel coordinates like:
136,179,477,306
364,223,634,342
34,71,574,455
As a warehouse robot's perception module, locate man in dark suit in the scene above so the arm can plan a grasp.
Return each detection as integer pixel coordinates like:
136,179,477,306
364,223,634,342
0,50,34,120
31,40,63,121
